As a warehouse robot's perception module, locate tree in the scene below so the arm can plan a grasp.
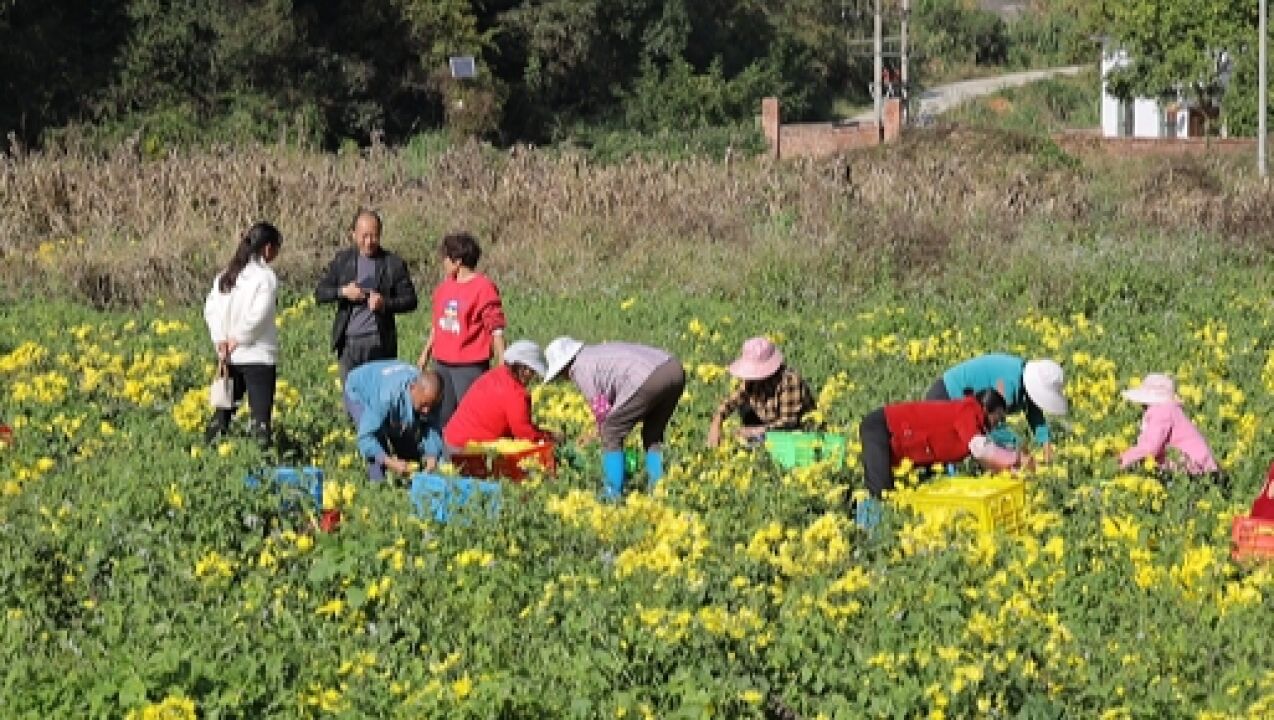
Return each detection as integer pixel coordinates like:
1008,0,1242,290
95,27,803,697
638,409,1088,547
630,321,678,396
0,1,130,146
1100,0,1254,108
1221,22,1274,135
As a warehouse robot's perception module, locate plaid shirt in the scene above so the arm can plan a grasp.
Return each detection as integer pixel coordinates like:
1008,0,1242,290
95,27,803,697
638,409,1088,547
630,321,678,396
714,366,816,430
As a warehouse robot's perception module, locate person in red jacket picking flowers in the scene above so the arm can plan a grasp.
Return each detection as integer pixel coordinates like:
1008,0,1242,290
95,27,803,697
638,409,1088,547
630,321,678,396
417,231,508,428
858,389,1031,501
443,340,557,449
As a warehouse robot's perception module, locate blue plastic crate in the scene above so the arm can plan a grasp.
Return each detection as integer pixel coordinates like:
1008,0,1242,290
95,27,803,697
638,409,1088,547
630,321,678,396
245,466,324,512
410,473,502,524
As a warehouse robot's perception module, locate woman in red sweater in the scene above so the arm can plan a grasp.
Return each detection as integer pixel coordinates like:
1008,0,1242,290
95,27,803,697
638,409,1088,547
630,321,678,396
417,232,507,428
858,389,1030,500
443,340,555,449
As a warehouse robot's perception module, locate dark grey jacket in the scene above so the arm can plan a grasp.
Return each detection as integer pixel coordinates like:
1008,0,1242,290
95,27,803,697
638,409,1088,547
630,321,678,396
314,247,418,356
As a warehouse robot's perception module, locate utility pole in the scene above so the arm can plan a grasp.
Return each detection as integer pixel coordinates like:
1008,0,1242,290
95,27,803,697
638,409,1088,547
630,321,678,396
1260,0,1268,178
874,0,883,140
900,0,910,121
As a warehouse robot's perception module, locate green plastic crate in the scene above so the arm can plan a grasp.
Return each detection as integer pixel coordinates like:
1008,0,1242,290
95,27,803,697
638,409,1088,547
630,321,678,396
764,432,848,470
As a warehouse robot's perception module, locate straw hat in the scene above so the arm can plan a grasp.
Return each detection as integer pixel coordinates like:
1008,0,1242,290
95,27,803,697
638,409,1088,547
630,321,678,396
503,340,547,377
1023,359,1068,415
727,337,784,381
543,336,584,383
1121,373,1182,405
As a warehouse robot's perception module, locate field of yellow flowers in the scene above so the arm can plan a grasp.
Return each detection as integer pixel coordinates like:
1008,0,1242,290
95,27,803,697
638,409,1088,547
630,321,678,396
1,290,1272,719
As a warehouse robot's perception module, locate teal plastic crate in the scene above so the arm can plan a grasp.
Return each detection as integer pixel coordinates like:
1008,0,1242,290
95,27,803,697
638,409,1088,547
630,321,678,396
245,466,324,513
410,473,503,524
764,432,848,470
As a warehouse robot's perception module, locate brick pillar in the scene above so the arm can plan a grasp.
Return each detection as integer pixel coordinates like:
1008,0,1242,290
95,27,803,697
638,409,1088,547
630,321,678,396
761,97,781,159
883,98,902,143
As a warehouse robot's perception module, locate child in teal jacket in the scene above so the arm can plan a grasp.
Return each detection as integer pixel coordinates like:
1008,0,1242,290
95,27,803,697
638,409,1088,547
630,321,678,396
926,354,1068,459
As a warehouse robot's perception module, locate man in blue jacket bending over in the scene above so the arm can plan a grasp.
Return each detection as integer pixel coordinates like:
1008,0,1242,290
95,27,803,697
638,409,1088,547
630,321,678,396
344,360,444,481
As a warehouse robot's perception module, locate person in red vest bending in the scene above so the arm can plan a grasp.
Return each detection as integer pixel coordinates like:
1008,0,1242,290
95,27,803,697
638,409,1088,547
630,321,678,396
859,388,1031,501
443,340,556,450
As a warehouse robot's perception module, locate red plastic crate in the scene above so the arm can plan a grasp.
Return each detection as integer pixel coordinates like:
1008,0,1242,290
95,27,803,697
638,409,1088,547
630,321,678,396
1231,515,1274,562
449,442,556,482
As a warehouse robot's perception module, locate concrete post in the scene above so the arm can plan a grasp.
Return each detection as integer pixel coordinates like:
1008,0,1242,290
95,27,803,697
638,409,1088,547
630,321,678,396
762,97,781,159
883,98,903,142
901,0,910,124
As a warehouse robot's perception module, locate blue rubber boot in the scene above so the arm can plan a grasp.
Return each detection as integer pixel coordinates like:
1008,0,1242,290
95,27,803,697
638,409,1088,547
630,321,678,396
855,497,883,531
645,449,665,491
601,450,627,502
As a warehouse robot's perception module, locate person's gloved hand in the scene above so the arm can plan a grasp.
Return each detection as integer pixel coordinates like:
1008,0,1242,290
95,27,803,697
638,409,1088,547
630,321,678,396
589,395,612,425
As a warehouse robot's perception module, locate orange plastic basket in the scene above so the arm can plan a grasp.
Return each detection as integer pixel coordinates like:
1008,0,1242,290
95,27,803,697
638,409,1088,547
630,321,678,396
449,441,556,482
1231,515,1274,562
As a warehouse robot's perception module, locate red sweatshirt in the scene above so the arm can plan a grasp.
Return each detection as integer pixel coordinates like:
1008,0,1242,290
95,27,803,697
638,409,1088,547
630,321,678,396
431,273,506,364
884,396,989,466
443,364,549,447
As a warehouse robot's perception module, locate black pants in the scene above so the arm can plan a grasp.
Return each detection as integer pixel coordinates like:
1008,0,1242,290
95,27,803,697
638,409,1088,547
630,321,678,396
924,377,950,401
340,334,392,384
434,360,488,430
207,363,276,440
859,407,893,498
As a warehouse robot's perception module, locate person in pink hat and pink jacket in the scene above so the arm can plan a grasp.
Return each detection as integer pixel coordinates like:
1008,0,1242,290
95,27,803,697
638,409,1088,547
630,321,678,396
708,337,816,448
1118,373,1224,484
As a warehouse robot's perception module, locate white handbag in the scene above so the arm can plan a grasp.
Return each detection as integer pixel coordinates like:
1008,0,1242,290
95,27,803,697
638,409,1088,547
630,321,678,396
209,285,236,409
209,360,234,409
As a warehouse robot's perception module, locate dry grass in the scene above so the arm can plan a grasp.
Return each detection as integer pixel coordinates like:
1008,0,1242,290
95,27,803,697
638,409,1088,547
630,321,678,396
1,128,1270,308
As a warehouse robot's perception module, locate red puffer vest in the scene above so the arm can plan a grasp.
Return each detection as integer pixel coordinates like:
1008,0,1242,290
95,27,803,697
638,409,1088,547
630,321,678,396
883,395,988,466
1252,462,1274,519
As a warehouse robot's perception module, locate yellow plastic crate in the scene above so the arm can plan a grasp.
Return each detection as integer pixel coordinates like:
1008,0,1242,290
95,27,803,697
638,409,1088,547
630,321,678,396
897,476,1026,535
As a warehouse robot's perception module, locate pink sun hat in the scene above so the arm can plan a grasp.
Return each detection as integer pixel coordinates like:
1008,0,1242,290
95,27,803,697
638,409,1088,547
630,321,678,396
728,337,784,381
1121,373,1182,405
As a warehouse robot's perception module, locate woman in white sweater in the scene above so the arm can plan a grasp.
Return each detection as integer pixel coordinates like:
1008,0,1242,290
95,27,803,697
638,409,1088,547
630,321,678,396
203,222,283,445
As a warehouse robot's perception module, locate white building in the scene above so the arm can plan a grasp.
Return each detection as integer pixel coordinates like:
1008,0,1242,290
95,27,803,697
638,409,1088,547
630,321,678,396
1100,45,1198,139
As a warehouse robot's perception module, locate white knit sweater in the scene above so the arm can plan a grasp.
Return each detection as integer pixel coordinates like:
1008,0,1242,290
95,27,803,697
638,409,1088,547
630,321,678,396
204,258,279,365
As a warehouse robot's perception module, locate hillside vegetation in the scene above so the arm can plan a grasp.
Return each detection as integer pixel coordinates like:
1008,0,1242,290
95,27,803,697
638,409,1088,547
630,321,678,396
2,129,1271,314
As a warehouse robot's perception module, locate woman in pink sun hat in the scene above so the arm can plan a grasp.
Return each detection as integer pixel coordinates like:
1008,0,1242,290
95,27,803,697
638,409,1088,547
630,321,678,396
707,337,815,447
1118,373,1223,483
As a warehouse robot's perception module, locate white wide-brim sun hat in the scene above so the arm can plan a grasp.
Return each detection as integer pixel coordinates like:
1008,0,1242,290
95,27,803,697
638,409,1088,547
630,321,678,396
503,339,547,377
1121,373,1182,406
1023,359,1069,416
543,336,584,383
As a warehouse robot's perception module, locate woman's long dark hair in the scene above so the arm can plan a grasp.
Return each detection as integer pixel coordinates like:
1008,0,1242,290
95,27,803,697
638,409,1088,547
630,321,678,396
970,388,1007,415
219,222,282,293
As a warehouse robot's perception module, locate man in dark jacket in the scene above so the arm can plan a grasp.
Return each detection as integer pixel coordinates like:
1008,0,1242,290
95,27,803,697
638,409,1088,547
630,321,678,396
315,210,418,382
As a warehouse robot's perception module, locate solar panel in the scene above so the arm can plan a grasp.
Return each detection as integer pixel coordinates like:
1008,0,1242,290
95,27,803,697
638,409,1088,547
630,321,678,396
449,56,477,79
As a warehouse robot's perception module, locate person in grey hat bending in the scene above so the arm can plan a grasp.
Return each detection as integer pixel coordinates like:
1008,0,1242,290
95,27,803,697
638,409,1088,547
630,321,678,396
443,340,559,450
